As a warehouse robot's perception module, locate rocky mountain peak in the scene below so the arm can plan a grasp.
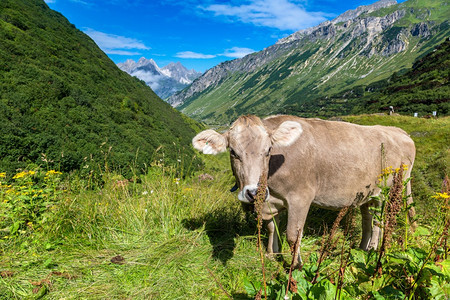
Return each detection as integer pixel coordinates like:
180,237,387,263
277,0,398,45
117,58,201,99
332,0,397,23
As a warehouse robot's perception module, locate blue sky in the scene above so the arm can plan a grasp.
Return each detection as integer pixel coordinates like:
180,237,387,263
44,0,402,72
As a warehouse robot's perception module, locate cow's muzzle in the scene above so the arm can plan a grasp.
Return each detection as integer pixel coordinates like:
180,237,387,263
238,185,270,203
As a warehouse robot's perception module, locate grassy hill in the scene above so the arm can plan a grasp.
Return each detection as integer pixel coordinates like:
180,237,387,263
283,39,450,117
0,0,202,176
1,115,448,299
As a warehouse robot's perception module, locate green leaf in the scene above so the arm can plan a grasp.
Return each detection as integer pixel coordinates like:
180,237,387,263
350,248,366,265
439,259,450,278
376,285,405,299
10,220,21,234
429,277,450,299
309,252,318,264
243,277,260,297
413,226,431,237
309,280,337,300
292,270,312,298
371,291,386,300
408,247,428,261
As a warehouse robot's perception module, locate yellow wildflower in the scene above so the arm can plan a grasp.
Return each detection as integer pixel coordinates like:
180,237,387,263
0,172,6,178
13,172,27,179
433,192,449,199
46,170,62,176
13,170,35,179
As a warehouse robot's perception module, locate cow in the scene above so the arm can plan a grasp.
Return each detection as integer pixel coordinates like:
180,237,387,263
192,114,415,266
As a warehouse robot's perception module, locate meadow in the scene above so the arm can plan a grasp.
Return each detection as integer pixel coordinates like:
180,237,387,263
0,115,449,299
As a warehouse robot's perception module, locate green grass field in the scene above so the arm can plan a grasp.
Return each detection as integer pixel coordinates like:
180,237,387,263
0,115,449,299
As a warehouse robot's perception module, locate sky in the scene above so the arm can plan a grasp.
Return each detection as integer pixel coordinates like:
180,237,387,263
44,0,403,73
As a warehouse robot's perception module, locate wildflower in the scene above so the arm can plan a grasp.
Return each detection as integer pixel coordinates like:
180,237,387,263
0,172,6,178
142,191,148,195
46,170,62,176
433,192,449,199
13,172,27,179
382,166,393,175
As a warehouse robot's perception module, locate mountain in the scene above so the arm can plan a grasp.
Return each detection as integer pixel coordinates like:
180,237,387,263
291,38,449,118
169,0,450,125
118,58,202,99
0,0,203,175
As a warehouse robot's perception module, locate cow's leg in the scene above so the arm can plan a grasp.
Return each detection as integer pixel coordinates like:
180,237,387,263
266,215,280,255
286,200,311,268
359,203,373,250
406,180,416,230
360,201,381,250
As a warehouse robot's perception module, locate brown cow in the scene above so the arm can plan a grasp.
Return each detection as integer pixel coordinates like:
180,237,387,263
192,115,415,266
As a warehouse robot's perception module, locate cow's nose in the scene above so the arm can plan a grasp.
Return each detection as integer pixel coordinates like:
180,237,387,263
245,188,258,203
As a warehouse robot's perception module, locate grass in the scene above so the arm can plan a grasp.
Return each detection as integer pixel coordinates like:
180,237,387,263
0,159,288,299
0,115,449,299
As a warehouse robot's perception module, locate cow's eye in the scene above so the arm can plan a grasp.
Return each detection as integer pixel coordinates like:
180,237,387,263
266,147,272,157
230,149,240,159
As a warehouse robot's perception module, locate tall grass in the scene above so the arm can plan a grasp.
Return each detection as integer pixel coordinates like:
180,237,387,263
0,157,286,299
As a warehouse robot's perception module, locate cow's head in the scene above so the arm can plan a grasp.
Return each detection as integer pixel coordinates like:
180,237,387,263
192,115,303,204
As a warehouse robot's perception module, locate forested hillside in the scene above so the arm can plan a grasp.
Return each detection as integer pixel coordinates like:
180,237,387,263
0,0,202,175
283,39,450,117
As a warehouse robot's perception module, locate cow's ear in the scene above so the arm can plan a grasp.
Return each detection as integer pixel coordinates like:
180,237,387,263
271,121,303,147
192,130,228,155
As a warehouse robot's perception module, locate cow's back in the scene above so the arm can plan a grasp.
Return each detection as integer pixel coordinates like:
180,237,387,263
264,115,415,209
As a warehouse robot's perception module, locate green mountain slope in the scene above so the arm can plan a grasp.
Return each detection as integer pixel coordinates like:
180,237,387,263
0,0,202,175
171,0,449,125
283,38,450,117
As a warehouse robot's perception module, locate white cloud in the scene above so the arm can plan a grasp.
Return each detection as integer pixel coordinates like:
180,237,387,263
70,0,90,4
130,70,164,91
222,47,255,58
45,0,92,4
175,47,255,60
105,50,143,56
83,28,149,55
200,0,329,31
175,51,216,59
